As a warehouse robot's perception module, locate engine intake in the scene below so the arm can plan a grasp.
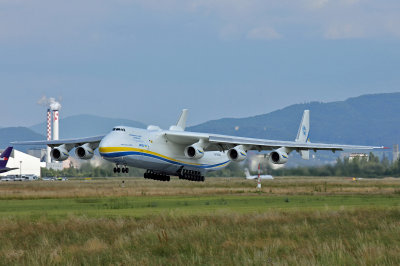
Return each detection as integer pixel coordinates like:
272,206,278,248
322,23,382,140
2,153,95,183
75,143,95,160
270,149,289,164
51,145,69,161
184,144,204,159
228,146,247,162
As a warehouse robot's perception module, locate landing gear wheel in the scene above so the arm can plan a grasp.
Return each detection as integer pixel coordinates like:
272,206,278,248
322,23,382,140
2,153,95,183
117,168,121,173
113,167,117,173
122,168,126,173
144,170,170,182
180,169,204,182
126,168,129,174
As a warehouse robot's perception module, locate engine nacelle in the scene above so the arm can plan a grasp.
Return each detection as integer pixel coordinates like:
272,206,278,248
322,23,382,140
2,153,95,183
75,143,94,160
228,146,247,162
184,144,204,159
51,145,69,161
270,149,289,164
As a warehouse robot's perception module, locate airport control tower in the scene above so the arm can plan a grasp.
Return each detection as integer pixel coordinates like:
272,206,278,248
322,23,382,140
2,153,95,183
38,96,62,170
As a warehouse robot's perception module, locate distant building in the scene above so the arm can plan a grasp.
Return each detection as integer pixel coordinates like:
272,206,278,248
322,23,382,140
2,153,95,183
348,153,369,161
0,149,41,177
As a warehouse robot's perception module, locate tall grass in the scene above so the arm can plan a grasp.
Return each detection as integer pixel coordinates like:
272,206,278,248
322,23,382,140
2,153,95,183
0,209,399,265
0,177,399,199
0,177,399,265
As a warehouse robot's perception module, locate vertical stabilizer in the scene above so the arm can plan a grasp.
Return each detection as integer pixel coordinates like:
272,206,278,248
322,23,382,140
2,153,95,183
0,147,13,168
176,109,188,131
295,110,310,160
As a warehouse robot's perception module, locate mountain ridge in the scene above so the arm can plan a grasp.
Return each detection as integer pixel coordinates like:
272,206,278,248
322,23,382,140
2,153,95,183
187,92,400,147
1,93,399,150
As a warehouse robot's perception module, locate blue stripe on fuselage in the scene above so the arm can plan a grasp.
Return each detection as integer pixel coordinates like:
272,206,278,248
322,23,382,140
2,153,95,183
101,151,229,169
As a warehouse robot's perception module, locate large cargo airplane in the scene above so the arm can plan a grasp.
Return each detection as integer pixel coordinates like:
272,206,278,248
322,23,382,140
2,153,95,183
0,147,18,174
13,110,382,182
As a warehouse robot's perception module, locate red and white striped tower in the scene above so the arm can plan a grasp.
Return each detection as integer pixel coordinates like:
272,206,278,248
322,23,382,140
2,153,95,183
46,109,52,164
53,109,59,141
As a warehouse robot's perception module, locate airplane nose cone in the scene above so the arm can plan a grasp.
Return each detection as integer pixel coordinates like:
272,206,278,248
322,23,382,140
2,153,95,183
99,133,115,154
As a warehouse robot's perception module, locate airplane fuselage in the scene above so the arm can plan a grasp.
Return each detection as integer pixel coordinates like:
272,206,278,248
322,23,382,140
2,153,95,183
98,126,230,175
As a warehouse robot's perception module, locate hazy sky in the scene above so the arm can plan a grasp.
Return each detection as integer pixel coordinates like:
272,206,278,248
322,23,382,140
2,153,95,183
1,0,399,128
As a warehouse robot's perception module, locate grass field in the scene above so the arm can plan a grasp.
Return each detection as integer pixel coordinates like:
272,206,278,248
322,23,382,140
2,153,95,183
0,177,399,265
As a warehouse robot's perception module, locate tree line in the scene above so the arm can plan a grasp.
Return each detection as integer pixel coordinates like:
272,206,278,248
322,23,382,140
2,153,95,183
271,153,400,178
41,161,144,178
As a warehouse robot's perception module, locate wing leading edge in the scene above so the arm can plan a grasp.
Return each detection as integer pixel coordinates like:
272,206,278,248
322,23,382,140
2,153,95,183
207,135,383,152
164,131,383,152
11,135,104,148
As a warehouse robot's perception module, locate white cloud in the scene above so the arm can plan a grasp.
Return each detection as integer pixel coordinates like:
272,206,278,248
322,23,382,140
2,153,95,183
219,24,243,40
306,0,330,9
0,0,399,44
324,23,365,39
384,18,400,38
247,26,282,40
341,0,360,5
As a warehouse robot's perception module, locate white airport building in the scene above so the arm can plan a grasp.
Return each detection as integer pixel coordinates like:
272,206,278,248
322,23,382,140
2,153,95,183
0,148,43,177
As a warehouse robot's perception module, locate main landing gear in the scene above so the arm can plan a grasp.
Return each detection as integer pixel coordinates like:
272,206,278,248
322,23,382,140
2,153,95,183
113,165,129,174
179,169,205,182
144,170,170,182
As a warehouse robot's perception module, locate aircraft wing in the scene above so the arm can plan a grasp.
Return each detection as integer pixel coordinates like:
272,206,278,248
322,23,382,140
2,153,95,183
165,131,383,152
207,135,383,151
11,135,105,148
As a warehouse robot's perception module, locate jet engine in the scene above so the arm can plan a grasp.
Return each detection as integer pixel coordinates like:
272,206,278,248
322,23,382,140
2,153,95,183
228,146,247,162
51,145,69,161
184,144,204,159
270,149,289,164
75,143,95,160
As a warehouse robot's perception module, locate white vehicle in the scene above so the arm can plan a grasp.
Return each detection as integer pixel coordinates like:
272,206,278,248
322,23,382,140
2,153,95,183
14,176,25,181
1,175,15,181
13,110,383,182
244,168,274,180
23,174,39,181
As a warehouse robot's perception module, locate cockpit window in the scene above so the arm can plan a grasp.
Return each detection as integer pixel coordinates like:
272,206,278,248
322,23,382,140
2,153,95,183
112,128,126,131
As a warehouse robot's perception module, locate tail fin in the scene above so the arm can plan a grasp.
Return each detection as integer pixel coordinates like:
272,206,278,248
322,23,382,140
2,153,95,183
0,147,13,168
170,109,188,131
295,110,310,160
244,168,251,178
176,109,188,130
